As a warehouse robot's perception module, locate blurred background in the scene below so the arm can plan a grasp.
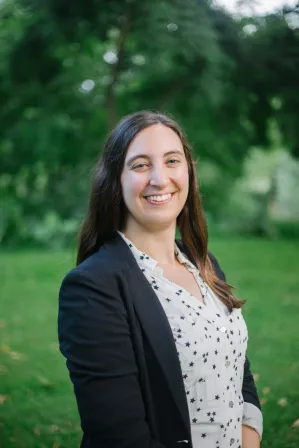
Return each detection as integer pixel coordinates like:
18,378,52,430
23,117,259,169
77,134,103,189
0,0,298,447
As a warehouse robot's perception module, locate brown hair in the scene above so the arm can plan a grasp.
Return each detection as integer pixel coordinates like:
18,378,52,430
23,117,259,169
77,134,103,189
77,110,244,310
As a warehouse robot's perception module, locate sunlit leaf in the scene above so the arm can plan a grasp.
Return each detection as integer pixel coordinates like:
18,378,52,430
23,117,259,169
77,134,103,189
277,398,288,407
9,351,24,361
291,419,299,429
38,377,54,389
49,425,60,434
262,386,270,395
33,427,40,436
0,395,9,404
0,344,10,353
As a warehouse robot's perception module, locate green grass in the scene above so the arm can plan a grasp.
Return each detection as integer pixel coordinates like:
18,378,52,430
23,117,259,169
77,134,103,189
0,239,299,448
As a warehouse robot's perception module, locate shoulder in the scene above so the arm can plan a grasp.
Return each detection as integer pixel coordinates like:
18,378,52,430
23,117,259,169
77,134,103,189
59,246,126,298
59,232,141,301
77,245,120,278
58,245,131,319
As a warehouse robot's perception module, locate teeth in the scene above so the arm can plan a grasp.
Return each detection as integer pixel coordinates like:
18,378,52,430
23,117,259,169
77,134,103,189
146,194,172,202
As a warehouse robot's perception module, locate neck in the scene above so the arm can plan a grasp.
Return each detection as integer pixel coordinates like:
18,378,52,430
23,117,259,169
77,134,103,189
122,220,177,266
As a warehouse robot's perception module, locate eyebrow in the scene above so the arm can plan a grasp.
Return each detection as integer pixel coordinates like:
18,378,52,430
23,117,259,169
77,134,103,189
126,149,184,166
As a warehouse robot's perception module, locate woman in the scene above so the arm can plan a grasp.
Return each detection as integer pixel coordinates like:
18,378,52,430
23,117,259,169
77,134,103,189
58,110,263,448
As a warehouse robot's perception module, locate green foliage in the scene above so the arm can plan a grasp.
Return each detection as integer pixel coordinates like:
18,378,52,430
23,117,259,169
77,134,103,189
1,0,299,245
273,220,299,240
212,144,299,238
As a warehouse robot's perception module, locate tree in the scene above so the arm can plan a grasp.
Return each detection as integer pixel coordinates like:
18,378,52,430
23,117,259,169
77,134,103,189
1,0,299,244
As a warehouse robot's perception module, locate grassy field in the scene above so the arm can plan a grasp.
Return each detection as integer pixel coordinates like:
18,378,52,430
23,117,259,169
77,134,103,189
0,238,299,448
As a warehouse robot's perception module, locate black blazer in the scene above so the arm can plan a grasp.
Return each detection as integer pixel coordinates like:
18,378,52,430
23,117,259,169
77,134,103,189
58,233,260,448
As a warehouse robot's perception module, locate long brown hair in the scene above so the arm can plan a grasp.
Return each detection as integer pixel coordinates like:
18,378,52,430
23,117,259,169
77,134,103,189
77,110,244,310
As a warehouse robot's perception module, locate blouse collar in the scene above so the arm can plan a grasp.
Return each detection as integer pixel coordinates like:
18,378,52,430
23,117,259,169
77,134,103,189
117,231,198,274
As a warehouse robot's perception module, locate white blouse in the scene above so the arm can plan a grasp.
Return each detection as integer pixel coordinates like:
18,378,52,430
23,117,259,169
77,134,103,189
119,232,263,448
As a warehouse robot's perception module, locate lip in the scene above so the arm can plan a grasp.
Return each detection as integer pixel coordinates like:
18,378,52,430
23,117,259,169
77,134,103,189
143,193,175,205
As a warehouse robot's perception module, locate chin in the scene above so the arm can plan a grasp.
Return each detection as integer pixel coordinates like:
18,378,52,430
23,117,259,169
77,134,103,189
139,214,178,232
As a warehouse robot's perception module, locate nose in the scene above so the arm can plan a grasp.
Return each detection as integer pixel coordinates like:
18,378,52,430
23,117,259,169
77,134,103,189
149,165,169,188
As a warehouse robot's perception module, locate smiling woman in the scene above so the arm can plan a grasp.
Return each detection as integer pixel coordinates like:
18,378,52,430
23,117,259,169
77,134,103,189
121,124,189,234
58,110,262,448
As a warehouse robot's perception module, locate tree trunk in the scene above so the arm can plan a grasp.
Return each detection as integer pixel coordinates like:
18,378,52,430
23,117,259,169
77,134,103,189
106,15,131,130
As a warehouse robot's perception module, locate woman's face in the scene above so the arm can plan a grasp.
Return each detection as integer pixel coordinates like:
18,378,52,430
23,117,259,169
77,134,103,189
121,124,189,232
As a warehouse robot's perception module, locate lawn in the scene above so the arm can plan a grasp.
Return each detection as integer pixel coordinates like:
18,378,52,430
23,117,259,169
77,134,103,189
0,238,299,448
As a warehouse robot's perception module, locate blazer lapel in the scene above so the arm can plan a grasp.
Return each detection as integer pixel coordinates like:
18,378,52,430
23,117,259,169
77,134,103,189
104,234,191,435
127,264,191,433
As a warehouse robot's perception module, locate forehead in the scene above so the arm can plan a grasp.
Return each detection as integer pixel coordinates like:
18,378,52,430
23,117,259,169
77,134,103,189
125,124,183,158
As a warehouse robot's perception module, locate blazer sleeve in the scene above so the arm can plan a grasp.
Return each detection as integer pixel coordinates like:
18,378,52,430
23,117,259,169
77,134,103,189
208,252,262,411
58,268,165,448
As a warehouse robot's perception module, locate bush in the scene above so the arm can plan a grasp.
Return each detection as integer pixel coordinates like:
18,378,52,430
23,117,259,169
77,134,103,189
272,220,299,239
25,212,79,249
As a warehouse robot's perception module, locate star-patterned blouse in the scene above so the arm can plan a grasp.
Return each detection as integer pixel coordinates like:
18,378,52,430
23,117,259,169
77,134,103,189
118,232,263,448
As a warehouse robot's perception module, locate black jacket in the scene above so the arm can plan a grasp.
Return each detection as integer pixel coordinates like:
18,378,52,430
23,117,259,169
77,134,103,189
58,233,260,448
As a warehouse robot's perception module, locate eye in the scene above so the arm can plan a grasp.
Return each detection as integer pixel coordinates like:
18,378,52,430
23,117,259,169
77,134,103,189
167,159,180,165
132,163,149,170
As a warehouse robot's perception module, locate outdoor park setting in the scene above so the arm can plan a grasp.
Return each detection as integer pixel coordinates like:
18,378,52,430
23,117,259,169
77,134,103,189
1,0,299,447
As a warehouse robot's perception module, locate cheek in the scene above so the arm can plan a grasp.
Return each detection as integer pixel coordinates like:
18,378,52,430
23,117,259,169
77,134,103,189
174,166,189,191
121,173,146,202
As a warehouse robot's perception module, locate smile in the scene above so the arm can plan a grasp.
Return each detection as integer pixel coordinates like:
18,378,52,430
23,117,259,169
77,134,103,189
144,193,174,204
